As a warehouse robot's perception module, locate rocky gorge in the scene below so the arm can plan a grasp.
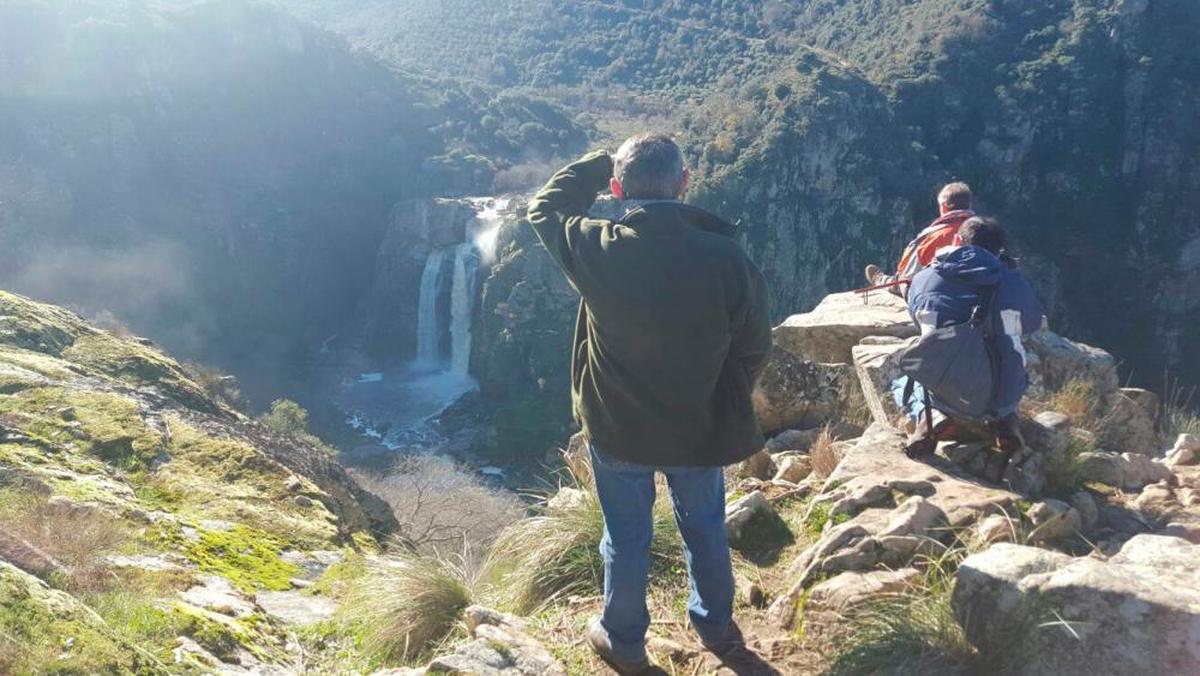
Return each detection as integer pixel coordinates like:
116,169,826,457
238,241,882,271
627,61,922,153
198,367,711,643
2,277,1198,673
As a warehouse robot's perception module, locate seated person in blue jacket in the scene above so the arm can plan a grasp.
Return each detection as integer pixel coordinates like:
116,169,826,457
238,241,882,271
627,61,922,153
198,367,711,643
904,217,1045,471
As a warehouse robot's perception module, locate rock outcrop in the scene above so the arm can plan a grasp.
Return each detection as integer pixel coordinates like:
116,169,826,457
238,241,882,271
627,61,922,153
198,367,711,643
771,292,917,364
953,535,1200,675
0,290,393,670
768,424,1021,628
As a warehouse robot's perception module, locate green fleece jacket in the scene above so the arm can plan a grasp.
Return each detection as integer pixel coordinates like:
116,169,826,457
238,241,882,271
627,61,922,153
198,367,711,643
527,151,772,467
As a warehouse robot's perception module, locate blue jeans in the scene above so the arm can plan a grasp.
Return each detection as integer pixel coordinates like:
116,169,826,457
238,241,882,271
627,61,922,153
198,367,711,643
590,446,733,662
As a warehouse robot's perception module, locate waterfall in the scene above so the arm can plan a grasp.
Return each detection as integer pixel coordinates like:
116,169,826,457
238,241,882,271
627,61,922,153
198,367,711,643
449,242,479,376
412,198,508,376
414,247,448,367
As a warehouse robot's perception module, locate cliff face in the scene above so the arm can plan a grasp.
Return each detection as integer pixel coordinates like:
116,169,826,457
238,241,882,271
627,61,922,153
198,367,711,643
358,199,479,360
684,54,927,322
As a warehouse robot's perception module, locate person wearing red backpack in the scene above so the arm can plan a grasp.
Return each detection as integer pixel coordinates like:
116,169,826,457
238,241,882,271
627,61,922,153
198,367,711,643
865,182,975,293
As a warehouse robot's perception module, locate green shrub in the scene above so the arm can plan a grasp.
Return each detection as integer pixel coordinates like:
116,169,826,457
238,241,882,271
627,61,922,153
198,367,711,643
261,399,310,435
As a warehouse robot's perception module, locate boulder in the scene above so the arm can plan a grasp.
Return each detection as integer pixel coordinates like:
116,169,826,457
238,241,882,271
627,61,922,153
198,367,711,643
1027,499,1082,543
752,347,862,432
255,590,337,625
1021,411,1072,458
547,487,588,511
0,528,64,578
953,535,1200,675
972,513,1018,545
805,568,920,613
178,576,256,619
1023,330,1119,401
1166,434,1200,467
1069,491,1099,530
821,425,1019,528
852,336,914,427
767,424,1021,628
725,491,773,544
765,428,821,453
1078,451,1174,491
424,606,566,676
773,454,812,483
1098,389,1161,455
736,450,776,480
772,291,916,364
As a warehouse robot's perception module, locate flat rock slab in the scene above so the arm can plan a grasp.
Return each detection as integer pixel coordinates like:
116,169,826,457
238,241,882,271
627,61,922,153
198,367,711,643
825,424,1019,528
773,292,916,364
255,590,337,625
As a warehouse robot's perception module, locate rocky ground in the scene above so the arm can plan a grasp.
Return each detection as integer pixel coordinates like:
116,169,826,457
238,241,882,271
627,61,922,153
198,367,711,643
1,287,1198,674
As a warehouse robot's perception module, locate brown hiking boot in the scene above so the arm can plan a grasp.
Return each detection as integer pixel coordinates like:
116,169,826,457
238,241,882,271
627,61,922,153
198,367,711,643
983,414,1026,483
700,621,745,656
586,616,650,675
906,414,957,460
864,263,885,285
993,414,1025,453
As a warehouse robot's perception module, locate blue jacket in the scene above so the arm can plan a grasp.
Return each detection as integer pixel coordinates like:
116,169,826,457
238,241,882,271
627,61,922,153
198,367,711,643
906,245,1044,417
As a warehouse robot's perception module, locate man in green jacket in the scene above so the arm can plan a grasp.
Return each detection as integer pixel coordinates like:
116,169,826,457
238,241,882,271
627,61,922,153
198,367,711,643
527,135,772,673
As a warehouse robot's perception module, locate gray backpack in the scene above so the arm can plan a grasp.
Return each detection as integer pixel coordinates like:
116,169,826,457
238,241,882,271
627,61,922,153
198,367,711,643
898,290,1000,422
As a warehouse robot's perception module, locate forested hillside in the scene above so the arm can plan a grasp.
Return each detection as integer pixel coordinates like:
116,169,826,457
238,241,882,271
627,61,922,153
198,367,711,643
284,0,1200,391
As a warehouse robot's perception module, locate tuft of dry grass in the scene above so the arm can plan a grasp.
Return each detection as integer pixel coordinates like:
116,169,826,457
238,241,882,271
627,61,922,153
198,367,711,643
826,544,975,676
1047,378,1101,429
340,547,477,664
809,426,840,480
0,489,127,592
1162,377,1200,438
484,457,681,614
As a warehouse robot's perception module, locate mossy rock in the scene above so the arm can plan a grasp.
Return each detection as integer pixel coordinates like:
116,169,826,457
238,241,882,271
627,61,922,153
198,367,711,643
0,291,86,357
0,562,167,674
63,334,220,414
154,418,341,546
180,525,301,593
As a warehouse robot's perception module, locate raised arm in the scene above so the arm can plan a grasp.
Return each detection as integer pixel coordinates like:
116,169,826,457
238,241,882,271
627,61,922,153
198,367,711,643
526,150,614,282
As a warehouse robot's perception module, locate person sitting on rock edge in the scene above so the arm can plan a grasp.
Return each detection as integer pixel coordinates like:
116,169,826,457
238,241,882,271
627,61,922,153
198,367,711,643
865,181,976,294
903,217,1045,477
526,135,773,674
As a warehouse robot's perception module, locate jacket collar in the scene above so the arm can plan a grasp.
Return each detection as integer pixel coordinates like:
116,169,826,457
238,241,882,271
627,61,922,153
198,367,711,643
619,201,740,238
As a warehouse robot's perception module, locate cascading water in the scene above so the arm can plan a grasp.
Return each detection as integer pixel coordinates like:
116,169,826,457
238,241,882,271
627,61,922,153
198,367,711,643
449,242,479,377
415,247,448,367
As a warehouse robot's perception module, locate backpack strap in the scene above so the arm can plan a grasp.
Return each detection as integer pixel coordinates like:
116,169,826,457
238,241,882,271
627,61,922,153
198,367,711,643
923,385,935,443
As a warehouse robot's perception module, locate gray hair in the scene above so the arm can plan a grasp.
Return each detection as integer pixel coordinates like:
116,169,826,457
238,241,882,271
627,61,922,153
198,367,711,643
613,134,686,200
937,181,972,210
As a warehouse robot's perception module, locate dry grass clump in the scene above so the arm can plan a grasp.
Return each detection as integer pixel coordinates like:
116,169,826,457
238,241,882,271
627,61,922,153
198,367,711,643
809,425,840,480
827,546,975,675
1163,378,1200,437
1047,378,1102,429
340,548,478,664
0,489,127,591
351,455,524,562
485,458,681,614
